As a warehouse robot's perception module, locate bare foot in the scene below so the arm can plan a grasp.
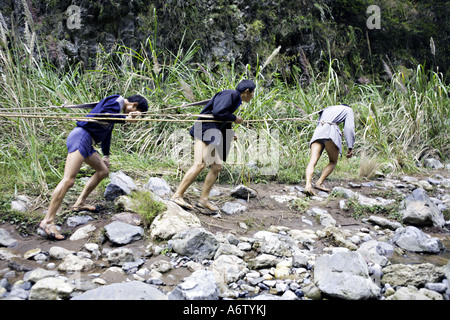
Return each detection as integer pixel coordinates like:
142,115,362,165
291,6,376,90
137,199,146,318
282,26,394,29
196,200,219,212
313,183,331,192
171,197,194,210
304,187,317,197
71,204,98,212
38,222,65,240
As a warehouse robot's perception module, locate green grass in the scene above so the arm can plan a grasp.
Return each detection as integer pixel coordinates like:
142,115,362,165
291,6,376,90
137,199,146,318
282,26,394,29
129,191,167,228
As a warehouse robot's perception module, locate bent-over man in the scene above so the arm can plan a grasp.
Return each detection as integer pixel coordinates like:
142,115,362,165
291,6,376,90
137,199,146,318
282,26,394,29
304,104,355,196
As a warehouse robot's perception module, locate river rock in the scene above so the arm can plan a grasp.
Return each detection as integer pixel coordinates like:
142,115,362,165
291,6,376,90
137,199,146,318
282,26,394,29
150,200,201,240
23,268,59,283
424,158,444,169
332,187,394,208
168,227,219,260
392,226,445,253
0,228,16,247
49,246,75,260
168,270,219,300
316,226,358,251
104,171,137,201
306,207,336,227
247,254,282,269
357,240,393,267
214,243,244,259
10,195,33,212
71,281,167,300
144,177,172,198
67,215,94,227
106,248,135,266
58,254,94,272
381,263,445,287
29,277,74,300
444,260,450,281
111,212,142,226
221,201,247,215
367,215,402,230
314,251,380,300
253,231,300,257
209,254,248,286
69,224,96,241
230,185,257,199
104,221,144,245
400,188,445,227
386,286,443,300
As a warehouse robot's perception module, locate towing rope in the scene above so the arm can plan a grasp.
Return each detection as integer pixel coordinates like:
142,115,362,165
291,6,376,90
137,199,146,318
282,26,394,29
0,100,322,123
0,112,314,123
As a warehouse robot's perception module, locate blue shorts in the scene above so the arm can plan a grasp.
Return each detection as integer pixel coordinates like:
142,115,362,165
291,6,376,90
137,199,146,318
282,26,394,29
66,127,96,159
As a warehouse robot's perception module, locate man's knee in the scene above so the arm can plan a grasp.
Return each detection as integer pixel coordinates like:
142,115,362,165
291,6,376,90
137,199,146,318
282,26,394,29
193,162,206,172
210,163,223,173
98,167,109,179
61,177,76,189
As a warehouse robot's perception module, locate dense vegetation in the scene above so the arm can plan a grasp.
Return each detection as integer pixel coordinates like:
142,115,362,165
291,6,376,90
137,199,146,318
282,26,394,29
0,1,448,211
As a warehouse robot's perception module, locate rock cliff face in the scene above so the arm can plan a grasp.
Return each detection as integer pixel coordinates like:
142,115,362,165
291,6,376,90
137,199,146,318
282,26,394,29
1,0,448,79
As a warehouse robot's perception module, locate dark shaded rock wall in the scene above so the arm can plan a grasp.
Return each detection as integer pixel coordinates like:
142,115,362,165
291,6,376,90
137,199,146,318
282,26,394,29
0,0,448,80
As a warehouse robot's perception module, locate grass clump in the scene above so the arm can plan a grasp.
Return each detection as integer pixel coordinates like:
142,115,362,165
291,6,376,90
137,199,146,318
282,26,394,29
130,191,167,228
345,196,402,221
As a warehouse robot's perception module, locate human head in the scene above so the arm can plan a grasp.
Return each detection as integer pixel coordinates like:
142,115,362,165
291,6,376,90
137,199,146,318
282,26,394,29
236,79,256,103
126,95,149,113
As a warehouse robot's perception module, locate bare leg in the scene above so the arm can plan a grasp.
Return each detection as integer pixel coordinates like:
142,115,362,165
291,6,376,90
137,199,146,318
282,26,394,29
72,152,109,211
198,163,222,211
40,150,85,239
171,139,207,209
197,140,223,211
304,142,324,196
314,140,339,192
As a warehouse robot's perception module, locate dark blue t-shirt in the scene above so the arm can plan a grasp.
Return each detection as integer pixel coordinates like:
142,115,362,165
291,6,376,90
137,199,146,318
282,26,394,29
189,89,242,144
76,94,126,156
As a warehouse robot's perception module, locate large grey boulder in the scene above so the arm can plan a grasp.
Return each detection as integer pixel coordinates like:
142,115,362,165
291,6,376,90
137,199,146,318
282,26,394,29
29,277,74,300
400,188,445,227
104,171,137,201
144,177,172,198
71,281,167,300
230,185,257,199
314,251,380,300
253,231,300,257
104,221,144,245
393,226,445,253
381,263,445,287
150,200,201,240
168,228,219,260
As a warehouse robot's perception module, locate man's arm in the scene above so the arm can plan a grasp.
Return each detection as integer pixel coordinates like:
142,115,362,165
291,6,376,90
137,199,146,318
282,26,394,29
101,130,112,161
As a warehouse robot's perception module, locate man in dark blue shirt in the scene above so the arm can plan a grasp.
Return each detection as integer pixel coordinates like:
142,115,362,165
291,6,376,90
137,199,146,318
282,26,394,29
38,94,148,240
171,80,256,214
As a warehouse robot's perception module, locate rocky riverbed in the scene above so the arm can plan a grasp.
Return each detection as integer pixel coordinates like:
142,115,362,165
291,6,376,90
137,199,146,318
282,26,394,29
1,165,449,300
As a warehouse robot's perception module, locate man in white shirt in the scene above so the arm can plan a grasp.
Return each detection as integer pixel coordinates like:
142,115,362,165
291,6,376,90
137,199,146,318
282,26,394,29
304,104,355,196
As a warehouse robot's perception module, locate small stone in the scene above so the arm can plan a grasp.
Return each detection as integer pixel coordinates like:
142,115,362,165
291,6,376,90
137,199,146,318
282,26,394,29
24,248,41,260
